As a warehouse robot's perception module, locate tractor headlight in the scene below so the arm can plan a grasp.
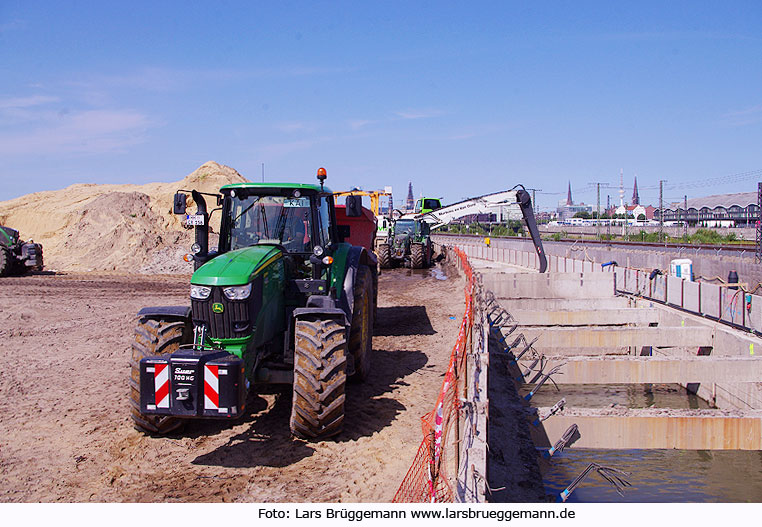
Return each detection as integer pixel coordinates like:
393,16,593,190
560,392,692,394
223,283,252,300
190,284,212,300
191,242,202,254
313,245,324,257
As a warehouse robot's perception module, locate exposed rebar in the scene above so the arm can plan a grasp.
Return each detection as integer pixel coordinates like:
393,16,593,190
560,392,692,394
557,463,631,502
544,423,578,458
511,335,540,363
532,397,566,426
523,363,564,401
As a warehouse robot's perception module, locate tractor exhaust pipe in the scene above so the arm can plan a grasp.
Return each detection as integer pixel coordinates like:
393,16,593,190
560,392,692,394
191,190,209,270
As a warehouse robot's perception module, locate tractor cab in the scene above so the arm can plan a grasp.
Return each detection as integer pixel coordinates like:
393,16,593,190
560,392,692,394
216,184,337,278
414,197,442,215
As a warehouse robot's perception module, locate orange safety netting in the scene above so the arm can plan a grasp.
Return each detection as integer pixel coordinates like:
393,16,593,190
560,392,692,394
392,246,474,503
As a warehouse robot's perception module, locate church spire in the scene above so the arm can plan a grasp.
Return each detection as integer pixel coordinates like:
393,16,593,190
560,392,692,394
566,181,573,205
406,181,415,211
632,175,640,205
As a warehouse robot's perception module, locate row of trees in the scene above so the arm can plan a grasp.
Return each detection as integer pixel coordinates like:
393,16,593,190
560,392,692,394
548,228,740,244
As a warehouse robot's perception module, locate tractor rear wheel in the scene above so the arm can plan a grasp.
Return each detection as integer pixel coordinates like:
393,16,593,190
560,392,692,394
0,246,10,277
411,243,424,269
349,265,373,382
378,243,391,269
129,317,190,435
291,316,347,440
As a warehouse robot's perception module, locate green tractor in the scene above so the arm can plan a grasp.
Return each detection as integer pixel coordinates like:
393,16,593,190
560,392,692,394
0,225,43,276
130,168,378,440
377,218,433,269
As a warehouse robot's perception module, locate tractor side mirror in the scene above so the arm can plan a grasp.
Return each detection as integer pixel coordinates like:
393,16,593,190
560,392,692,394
173,193,187,215
345,195,362,217
338,224,350,242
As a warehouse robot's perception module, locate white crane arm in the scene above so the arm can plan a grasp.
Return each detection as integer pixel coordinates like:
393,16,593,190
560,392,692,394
404,189,521,229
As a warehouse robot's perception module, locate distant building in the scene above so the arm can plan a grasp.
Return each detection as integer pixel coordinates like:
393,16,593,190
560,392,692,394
657,192,759,226
458,213,497,224
536,211,553,223
556,181,593,221
405,182,415,212
615,204,655,220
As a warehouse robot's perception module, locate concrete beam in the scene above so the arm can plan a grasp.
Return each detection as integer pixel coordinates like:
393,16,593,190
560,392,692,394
513,308,659,327
518,326,714,350
531,408,762,450
484,273,615,300
521,357,762,384
499,298,631,311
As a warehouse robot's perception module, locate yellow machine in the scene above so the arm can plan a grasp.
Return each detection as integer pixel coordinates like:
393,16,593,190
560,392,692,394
333,189,393,218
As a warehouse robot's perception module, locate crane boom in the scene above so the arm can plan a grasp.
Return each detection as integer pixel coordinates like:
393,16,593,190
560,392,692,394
407,189,521,228
404,187,547,273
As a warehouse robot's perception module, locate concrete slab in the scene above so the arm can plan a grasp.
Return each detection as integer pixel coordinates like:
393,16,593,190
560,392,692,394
522,356,762,384
531,408,762,450
518,326,714,350
516,347,632,357
513,308,659,327
464,258,527,274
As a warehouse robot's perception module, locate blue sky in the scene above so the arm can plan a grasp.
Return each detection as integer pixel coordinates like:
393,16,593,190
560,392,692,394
1,1,761,210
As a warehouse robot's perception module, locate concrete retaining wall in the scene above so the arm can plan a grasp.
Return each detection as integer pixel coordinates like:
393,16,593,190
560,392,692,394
436,235,762,337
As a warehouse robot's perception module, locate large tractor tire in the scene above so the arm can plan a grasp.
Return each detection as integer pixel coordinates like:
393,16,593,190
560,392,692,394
348,265,373,382
129,317,190,435
411,243,424,269
291,316,347,440
378,243,391,269
0,246,10,277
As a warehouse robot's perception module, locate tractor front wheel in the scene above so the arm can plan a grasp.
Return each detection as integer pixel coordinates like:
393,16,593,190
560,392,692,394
378,243,391,269
0,246,10,276
129,317,190,435
411,243,424,269
291,316,347,440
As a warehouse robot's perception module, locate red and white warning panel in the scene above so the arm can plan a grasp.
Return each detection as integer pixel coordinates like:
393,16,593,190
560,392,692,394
154,363,170,409
139,349,245,419
204,365,220,411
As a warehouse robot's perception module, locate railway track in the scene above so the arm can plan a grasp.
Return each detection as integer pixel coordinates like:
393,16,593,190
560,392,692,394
434,232,757,256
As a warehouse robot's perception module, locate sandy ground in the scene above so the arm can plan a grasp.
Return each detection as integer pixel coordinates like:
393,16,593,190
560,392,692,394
0,265,468,503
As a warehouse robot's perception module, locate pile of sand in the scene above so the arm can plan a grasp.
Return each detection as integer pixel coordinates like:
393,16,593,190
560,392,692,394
0,161,248,273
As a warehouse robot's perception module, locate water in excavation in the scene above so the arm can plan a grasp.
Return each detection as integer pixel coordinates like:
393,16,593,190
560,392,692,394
530,383,762,502
541,449,762,502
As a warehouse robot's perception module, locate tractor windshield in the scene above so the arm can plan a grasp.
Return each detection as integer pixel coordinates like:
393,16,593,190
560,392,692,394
394,219,416,235
226,194,312,253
